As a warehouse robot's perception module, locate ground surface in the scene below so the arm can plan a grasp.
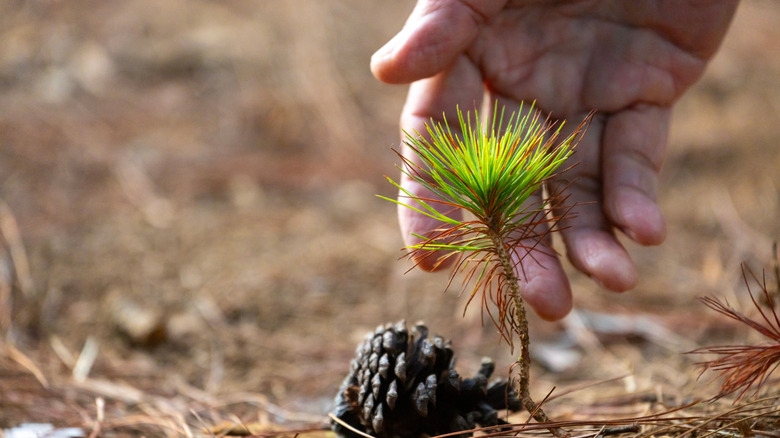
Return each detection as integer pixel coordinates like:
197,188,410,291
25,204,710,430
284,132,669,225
0,1,779,436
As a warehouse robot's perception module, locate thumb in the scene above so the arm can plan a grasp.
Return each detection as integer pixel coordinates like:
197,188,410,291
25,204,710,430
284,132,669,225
371,0,506,84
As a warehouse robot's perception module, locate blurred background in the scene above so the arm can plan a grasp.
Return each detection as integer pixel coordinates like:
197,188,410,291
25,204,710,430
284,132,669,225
0,0,778,432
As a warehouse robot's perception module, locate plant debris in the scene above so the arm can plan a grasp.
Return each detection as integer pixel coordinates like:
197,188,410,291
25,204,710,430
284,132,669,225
692,265,780,401
1,1,780,437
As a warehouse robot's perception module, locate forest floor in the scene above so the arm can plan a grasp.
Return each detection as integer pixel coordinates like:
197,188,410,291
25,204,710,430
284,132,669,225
1,1,779,436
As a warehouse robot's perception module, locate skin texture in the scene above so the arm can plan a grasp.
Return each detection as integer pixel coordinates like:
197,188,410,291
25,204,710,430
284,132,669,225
372,0,740,321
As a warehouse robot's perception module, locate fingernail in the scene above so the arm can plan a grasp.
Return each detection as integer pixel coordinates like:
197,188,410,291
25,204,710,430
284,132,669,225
373,31,402,60
589,274,607,290
621,226,640,242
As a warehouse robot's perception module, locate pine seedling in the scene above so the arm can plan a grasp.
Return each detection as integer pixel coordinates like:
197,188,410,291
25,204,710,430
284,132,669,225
382,103,589,434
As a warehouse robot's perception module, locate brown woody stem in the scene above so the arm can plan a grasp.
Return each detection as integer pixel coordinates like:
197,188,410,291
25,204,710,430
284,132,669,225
489,228,569,438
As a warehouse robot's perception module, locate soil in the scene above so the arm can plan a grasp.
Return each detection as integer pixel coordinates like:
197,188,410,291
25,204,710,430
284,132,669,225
1,1,779,435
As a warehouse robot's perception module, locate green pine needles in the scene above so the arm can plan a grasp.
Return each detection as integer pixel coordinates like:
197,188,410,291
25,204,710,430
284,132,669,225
383,102,589,436
393,104,573,251
383,103,586,339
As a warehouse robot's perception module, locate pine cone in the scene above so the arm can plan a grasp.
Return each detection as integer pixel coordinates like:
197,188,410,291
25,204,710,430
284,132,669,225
331,321,522,438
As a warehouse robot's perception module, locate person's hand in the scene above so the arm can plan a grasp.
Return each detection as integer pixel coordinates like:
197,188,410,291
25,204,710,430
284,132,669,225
371,0,739,321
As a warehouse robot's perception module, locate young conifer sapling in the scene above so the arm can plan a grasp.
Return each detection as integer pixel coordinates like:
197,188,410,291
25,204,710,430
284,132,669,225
382,103,589,434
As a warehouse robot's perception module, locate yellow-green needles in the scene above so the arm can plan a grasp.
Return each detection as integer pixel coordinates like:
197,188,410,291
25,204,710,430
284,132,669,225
394,105,571,243
382,103,589,436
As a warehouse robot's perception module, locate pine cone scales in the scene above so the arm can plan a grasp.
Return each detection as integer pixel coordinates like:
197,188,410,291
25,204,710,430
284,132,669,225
332,321,521,438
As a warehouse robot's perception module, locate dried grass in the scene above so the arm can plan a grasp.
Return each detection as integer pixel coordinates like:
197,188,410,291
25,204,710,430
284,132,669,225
1,1,780,437
4,344,777,437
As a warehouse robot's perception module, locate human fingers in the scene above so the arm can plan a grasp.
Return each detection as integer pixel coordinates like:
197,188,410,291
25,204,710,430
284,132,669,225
505,190,573,321
549,114,639,292
602,104,670,246
397,56,484,271
511,228,573,321
371,0,505,84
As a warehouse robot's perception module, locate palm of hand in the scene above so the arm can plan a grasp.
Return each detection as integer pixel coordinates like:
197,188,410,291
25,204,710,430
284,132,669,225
476,3,727,111
372,0,738,320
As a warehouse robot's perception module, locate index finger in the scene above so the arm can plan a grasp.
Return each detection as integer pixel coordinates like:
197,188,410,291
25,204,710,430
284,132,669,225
371,0,506,84
397,55,483,271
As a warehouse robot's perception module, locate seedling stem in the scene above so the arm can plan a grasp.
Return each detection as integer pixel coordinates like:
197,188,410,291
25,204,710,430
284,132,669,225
383,103,589,437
